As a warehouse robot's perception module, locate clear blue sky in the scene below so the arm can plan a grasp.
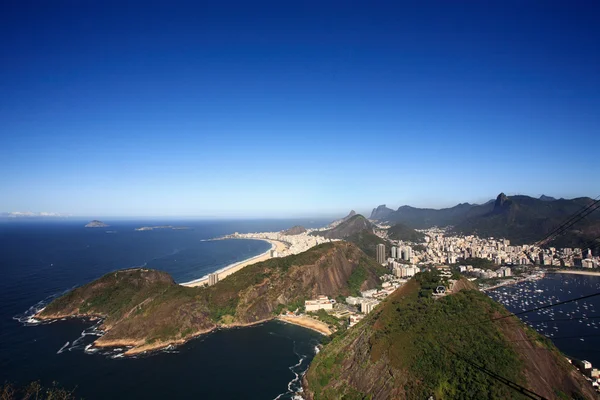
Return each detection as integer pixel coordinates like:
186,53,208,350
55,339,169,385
1,1,599,217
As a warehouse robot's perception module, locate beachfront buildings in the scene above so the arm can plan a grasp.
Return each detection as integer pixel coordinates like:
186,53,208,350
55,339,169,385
305,296,334,312
208,273,219,286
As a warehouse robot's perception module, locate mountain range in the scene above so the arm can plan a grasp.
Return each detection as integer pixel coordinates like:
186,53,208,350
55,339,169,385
370,193,600,247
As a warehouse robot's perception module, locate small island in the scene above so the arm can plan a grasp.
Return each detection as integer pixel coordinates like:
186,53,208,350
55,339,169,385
85,220,109,228
135,225,191,231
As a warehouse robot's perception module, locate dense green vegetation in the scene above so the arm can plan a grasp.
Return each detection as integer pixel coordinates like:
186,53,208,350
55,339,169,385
386,222,425,242
457,257,497,269
305,273,591,400
346,264,367,296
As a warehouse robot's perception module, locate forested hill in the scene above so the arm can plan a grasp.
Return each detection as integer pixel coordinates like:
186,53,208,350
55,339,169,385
371,193,599,247
303,271,597,400
317,214,374,239
36,242,386,355
386,222,425,242
453,193,600,247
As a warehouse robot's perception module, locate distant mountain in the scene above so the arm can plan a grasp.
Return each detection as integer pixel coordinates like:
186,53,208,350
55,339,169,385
281,225,307,235
369,205,394,221
370,193,600,247
326,210,358,229
374,202,493,229
386,222,425,242
85,220,109,228
453,193,600,246
319,215,373,240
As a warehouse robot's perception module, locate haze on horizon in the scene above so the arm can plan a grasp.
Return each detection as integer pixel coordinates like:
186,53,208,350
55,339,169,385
2,2,599,218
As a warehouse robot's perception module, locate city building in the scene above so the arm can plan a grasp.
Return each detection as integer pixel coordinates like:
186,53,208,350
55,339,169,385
391,246,397,259
376,243,386,264
361,299,380,314
208,273,219,286
402,246,411,261
305,295,334,312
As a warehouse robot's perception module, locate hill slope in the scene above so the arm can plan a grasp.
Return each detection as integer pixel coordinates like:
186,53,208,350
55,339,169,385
386,222,425,242
318,215,374,240
37,242,385,354
303,272,596,400
379,202,493,229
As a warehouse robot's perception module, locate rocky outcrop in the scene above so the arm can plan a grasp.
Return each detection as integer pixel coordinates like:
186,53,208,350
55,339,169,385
369,205,394,221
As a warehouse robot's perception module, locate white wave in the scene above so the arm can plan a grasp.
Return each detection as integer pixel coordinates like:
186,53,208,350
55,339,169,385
314,345,320,354
56,341,70,354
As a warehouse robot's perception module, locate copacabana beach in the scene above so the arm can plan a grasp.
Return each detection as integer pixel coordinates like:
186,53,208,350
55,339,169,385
181,238,289,287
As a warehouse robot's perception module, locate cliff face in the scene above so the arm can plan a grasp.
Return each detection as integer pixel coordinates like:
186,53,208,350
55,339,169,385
370,205,394,221
303,276,597,400
37,242,384,354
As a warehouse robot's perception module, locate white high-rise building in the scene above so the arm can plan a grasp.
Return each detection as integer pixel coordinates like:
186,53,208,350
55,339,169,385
391,246,397,259
402,246,411,261
376,244,386,264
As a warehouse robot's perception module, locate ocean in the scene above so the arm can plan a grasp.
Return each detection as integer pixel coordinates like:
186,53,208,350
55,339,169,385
0,219,328,399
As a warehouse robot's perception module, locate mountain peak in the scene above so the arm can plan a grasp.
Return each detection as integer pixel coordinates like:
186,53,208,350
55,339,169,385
539,194,556,201
494,193,509,210
369,205,394,220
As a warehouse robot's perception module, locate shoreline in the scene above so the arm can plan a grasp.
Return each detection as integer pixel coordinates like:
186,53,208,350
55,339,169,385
547,270,600,277
180,238,289,287
277,315,332,336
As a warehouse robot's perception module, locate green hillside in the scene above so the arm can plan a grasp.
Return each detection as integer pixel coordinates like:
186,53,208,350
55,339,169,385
304,271,596,400
386,222,425,242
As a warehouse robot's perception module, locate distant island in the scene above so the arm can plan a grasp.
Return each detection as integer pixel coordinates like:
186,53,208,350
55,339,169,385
85,220,109,228
135,225,191,231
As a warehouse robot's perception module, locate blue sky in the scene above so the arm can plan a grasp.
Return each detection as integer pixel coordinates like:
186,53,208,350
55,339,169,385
1,1,599,217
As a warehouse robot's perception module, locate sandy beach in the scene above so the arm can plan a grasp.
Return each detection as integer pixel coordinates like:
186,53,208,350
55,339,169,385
277,315,332,336
548,270,600,277
181,238,289,287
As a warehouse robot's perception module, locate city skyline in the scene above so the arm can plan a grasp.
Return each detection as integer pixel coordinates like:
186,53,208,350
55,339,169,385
2,2,599,216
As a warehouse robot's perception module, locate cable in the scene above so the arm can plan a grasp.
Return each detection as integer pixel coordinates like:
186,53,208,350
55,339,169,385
534,197,600,247
440,343,548,400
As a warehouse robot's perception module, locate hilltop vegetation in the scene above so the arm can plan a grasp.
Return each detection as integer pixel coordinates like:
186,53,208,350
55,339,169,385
303,271,596,400
386,222,425,242
38,242,385,354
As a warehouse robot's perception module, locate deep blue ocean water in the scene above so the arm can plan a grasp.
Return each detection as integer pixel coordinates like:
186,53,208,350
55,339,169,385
0,219,328,399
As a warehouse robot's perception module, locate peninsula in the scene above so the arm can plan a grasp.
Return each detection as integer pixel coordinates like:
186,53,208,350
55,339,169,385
35,241,384,355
